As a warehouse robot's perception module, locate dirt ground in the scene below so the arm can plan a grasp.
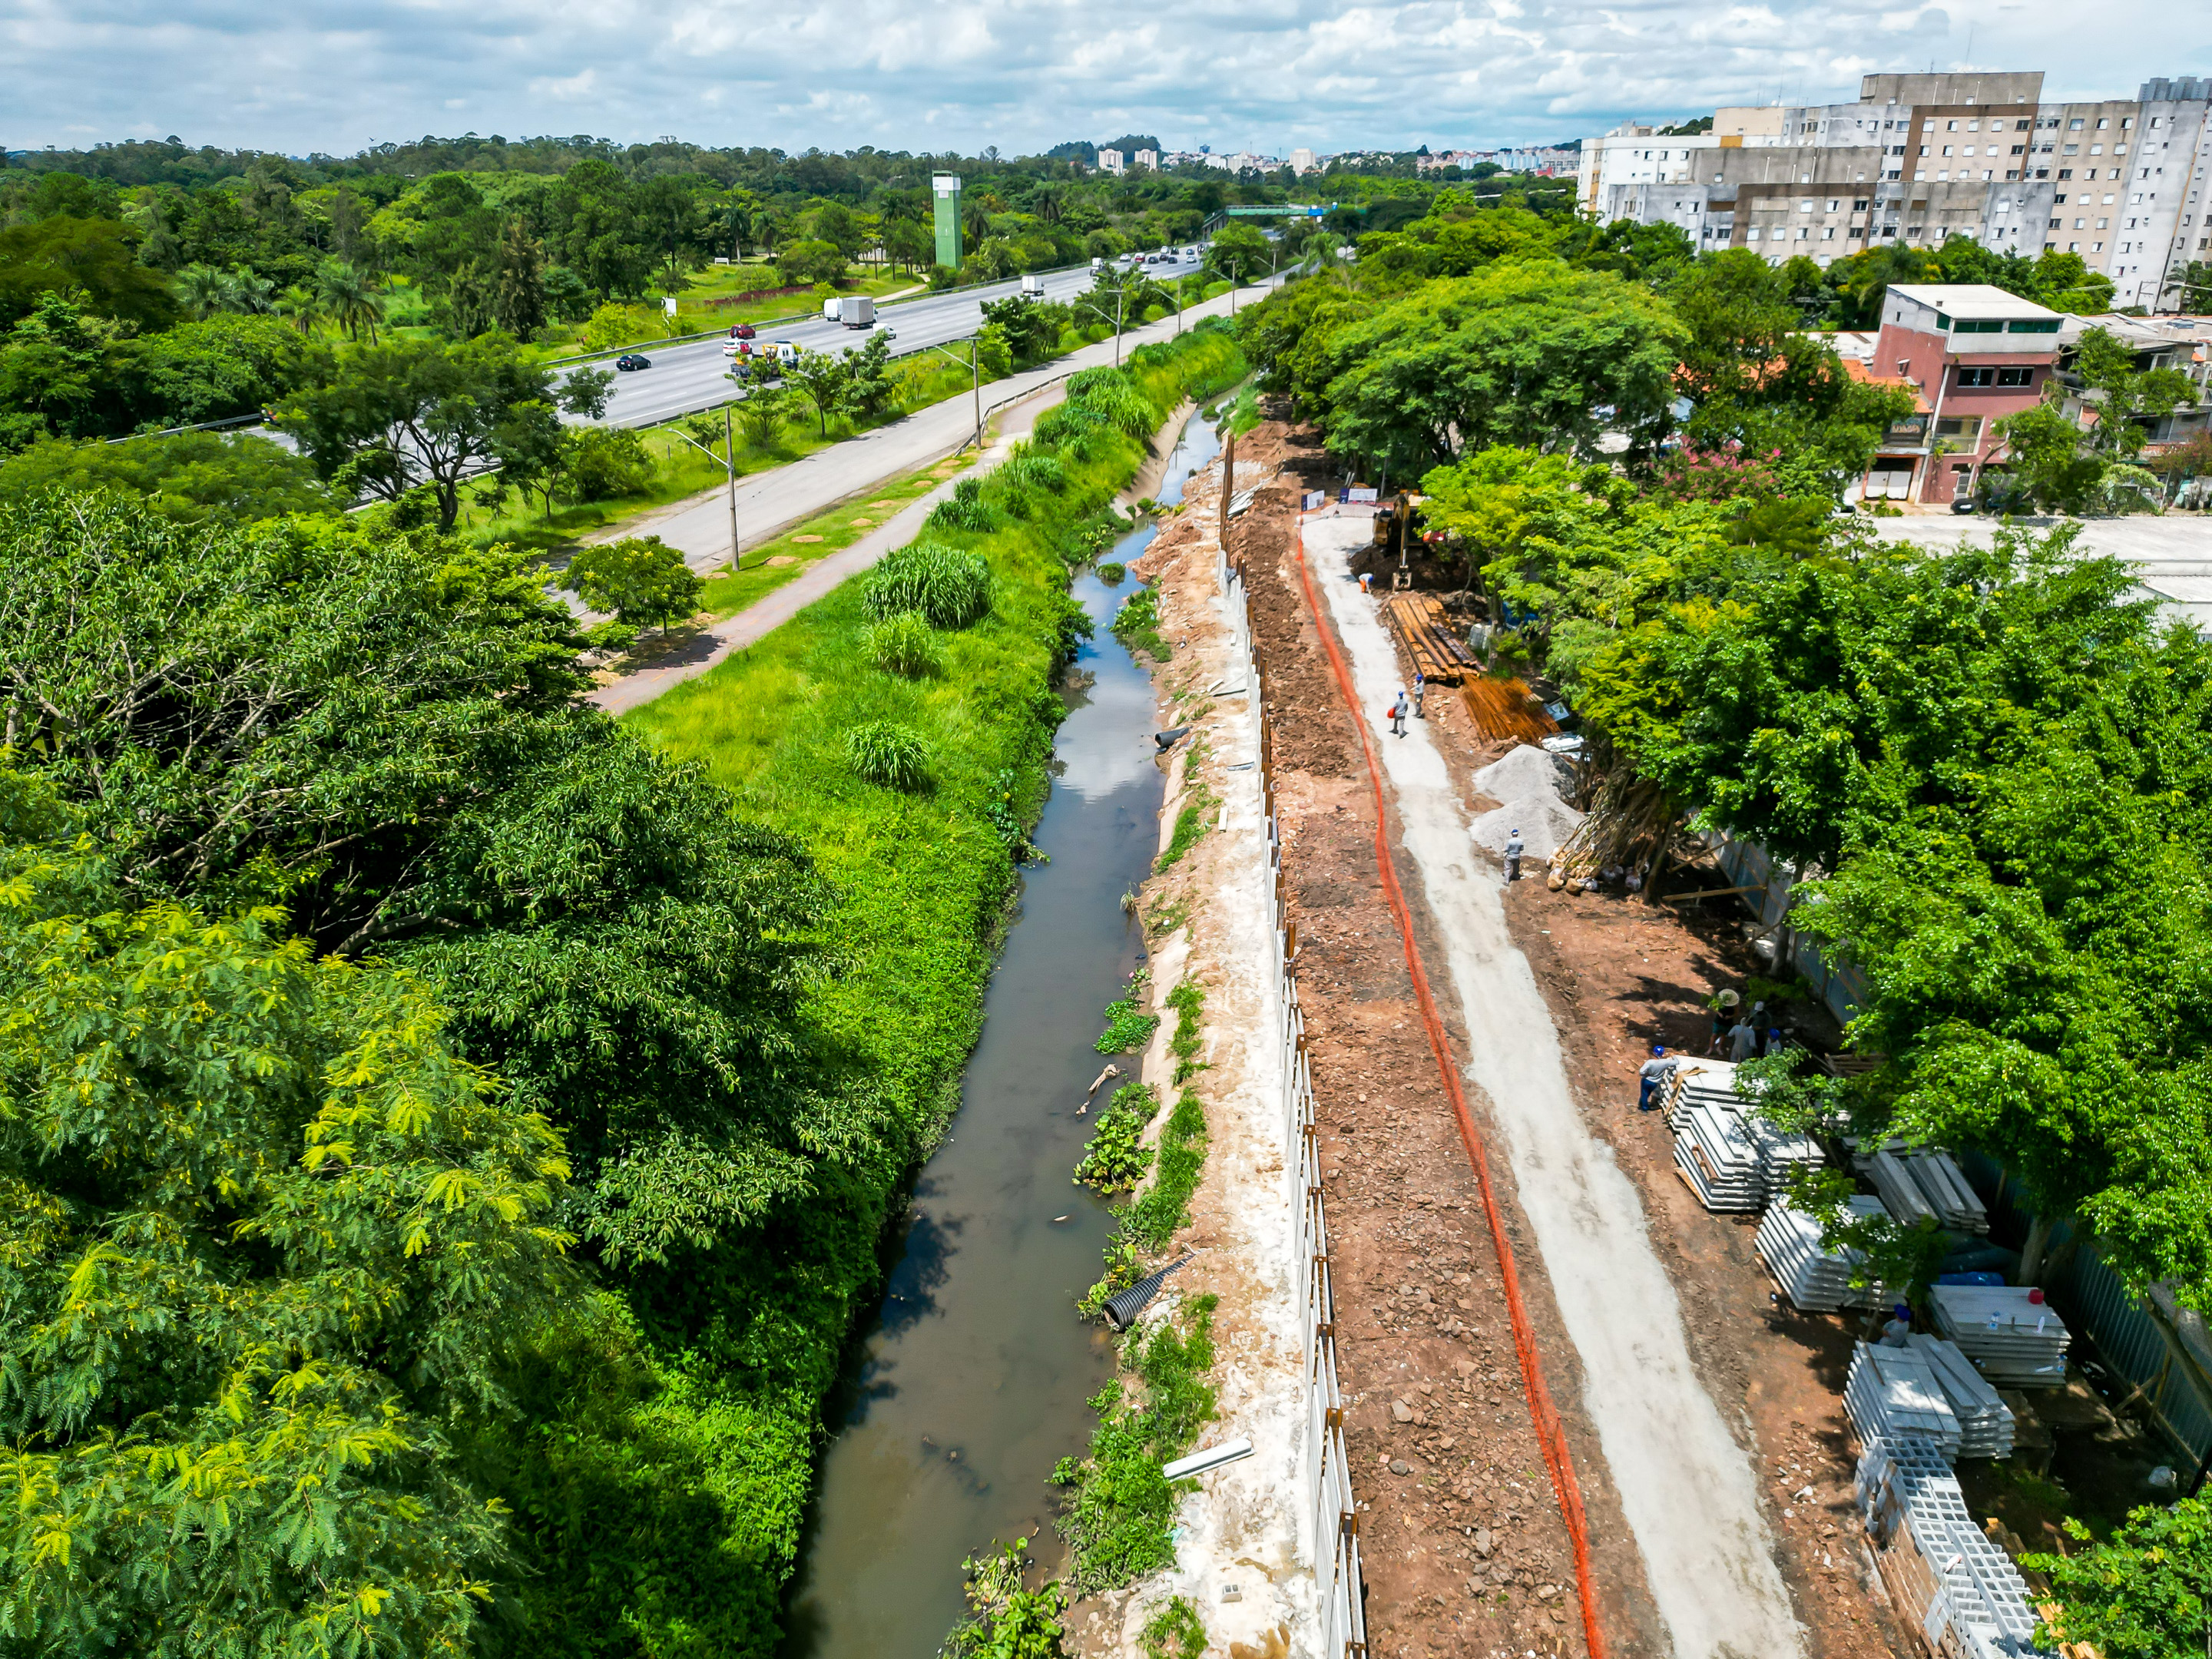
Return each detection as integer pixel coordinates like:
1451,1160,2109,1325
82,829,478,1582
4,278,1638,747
1202,417,1934,1659
1132,422,1651,1659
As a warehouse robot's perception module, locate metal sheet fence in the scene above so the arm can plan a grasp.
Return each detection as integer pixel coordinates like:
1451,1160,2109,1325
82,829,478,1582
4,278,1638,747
1216,538,1368,1657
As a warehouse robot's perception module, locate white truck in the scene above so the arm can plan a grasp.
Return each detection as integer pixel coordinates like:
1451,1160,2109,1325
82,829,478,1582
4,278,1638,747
1021,273,1045,297
822,297,839,323
839,296,876,329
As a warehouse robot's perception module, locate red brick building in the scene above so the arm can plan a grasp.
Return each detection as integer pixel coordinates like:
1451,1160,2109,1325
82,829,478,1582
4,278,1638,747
1857,283,2065,504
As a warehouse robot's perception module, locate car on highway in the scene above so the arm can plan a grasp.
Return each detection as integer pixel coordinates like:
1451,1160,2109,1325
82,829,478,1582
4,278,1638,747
730,323,755,339
614,354,651,372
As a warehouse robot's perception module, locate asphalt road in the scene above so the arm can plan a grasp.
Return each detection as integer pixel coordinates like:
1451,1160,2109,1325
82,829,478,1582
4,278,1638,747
599,276,1278,575
569,250,1211,430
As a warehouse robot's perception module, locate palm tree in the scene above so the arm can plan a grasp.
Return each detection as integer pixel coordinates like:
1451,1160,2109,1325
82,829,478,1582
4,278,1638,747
220,269,278,315
276,283,326,335
175,263,230,320
316,260,385,343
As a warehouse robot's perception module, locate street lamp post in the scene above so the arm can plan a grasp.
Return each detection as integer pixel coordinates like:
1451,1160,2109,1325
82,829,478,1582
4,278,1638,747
668,405,743,571
1074,281,1134,366
922,338,984,451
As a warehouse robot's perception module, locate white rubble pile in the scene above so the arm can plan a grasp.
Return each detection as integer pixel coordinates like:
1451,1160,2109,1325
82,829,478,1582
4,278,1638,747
1468,743,1583,859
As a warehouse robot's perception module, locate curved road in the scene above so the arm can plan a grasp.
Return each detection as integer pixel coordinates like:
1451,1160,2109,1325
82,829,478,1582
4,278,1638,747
572,250,1211,430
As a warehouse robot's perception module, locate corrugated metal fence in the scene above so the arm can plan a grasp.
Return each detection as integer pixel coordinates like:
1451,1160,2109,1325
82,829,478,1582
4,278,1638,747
1709,837,2212,1484
1218,536,1368,1657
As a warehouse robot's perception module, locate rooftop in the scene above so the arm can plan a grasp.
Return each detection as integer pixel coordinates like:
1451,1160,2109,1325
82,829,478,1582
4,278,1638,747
1888,284,2064,321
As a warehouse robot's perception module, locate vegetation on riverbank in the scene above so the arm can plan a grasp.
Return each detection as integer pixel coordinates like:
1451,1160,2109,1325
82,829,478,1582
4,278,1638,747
0,322,1245,1654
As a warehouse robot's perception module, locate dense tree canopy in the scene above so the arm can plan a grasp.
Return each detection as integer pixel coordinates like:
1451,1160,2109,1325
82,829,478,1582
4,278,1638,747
0,768,574,1657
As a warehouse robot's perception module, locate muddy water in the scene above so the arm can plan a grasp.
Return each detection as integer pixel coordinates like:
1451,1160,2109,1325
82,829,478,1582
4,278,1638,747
779,412,1222,1659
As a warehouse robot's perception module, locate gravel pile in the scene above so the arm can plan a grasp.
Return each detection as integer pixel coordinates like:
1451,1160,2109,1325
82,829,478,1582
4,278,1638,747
1469,743,1583,859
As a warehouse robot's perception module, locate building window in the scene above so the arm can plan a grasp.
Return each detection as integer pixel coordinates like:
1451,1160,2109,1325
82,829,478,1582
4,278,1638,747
1995,366,2035,386
1955,370,1995,389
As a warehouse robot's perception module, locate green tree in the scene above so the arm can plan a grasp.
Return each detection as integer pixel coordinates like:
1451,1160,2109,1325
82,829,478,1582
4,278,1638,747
1318,263,1687,473
0,215,177,329
492,217,549,339
560,534,704,637
275,333,611,528
316,259,386,342
0,768,575,1657
2026,1497,2210,1658
2073,324,2201,459
0,430,329,522
774,237,846,289
786,346,849,436
1206,222,1270,284
1992,401,2106,511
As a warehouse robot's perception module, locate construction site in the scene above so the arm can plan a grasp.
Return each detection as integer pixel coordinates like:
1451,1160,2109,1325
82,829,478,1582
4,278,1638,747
1085,406,2212,1659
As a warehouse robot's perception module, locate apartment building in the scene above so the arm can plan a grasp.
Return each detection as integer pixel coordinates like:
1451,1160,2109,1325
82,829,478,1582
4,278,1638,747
1854,283,2065,503
1579,71,2212,310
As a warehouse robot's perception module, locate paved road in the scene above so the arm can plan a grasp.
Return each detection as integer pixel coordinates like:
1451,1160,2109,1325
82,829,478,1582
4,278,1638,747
1873,512,2212,629
573,250,1213,430
604,277,1278,576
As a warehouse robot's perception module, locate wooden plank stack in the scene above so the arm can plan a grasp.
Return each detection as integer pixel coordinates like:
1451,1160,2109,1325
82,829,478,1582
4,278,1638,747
1756,1194,1893,1311
1459,675,1560,745
1847,1342,1963,1460
1929,1286,2071,1389
1379,593,1481,686
1907,1335,2018,1459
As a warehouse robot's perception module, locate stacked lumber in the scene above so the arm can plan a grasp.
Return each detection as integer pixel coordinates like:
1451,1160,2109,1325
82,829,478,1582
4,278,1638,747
1459,675,1559,745
1756,1194,1892,1311
1379,592,1480,686
1907,1336,2018,1459
1857,1436,2043,1659
1930,1286,2071,1389
1847,1342,1962,1459
1853,1143,1990,1233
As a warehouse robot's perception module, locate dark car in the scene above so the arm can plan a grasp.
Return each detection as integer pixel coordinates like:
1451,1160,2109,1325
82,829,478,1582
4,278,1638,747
615,354,651,372
730,324,756,339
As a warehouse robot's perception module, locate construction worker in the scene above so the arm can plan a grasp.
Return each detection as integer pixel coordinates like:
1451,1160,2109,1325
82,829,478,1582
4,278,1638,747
1412,671,1426,719
1503,827,1525,882
1637,1045,1674,1111
1389,690,1408,737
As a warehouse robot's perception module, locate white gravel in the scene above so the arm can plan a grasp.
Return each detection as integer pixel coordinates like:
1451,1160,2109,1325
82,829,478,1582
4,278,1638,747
1309,517,1806,1659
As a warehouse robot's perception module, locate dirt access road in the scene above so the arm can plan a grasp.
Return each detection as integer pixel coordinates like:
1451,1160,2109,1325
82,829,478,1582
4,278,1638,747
1180,419,1898,1659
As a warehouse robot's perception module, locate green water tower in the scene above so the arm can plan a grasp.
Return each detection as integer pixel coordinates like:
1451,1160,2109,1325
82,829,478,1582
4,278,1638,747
933,174,963,270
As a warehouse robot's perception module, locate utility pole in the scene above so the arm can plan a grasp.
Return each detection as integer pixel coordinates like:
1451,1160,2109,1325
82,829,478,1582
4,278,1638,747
923,339,985,451
671,410,745,571
1219,426,1236,551
724,404,740,569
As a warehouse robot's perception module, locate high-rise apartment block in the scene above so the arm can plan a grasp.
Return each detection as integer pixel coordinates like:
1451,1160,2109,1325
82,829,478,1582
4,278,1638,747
1579,72,2212,310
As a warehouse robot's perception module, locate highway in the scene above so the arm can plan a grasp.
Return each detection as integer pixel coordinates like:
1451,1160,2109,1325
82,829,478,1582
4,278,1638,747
569,249,1212,430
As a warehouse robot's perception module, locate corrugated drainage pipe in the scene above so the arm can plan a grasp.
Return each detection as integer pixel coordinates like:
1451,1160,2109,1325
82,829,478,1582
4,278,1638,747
1101,1254,1193,1330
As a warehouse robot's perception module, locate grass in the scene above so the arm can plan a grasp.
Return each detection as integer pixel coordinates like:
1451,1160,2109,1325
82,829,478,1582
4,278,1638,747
1126,1090,1209,1250
1051,1295,1220,1595
1138,1598,1208,1659
1111,584,1169,662
614,324,1248,1633
693,458,967,622
1165,980,1207,1087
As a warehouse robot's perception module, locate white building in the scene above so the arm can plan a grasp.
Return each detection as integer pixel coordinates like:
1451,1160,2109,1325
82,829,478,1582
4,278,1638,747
1134,148,1159,171
1291,147,1320,174
1577,71,2212,310
1096,147,1125,176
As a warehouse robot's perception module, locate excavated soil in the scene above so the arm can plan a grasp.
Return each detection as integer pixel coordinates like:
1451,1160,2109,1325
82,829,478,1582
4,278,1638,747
1188,422,1653,1659
1214,419,1913,1659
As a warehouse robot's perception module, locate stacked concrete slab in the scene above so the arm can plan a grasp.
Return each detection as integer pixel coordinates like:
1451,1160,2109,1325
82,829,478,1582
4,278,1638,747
1756,1194,1892,1311
1846,1342,1962,1460
1930,1286,2071,1388
1906,1335,2017,1458
1856,1436,2043,1659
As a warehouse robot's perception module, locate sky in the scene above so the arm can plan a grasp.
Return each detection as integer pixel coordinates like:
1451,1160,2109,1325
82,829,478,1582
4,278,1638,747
2,0,2204,161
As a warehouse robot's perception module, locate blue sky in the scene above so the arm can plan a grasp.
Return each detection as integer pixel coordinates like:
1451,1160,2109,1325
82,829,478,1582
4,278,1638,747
2,0,2200,158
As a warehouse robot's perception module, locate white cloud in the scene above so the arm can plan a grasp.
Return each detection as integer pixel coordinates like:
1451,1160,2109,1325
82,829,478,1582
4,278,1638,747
0,0,2186,157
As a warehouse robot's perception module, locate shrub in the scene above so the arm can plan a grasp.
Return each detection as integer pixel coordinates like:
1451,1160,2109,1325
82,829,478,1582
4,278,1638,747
1113,584,1167,661
929,475,1001,534
562,426,654,502
1075,1083,1161,1193
1001,449,1068,497
845,721,929,790
862,540,991,628
863,610,945,677
1097,561,1127,584
1095,972,1159,1053
1068,376,1156,437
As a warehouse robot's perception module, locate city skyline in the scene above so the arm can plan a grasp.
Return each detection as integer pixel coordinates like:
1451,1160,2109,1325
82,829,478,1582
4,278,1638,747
1,0,2198,161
